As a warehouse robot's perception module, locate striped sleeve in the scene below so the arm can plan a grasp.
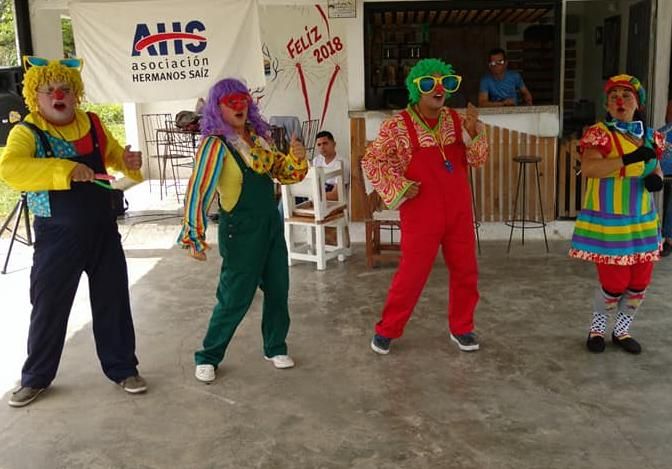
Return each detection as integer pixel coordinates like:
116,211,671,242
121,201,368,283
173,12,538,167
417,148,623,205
176,136,226,252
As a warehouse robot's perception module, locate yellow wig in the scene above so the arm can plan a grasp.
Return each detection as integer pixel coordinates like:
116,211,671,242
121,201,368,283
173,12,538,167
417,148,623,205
22,61,85,113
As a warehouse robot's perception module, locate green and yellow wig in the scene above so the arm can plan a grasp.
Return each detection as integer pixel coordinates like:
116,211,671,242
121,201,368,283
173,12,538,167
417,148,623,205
405,58,456,105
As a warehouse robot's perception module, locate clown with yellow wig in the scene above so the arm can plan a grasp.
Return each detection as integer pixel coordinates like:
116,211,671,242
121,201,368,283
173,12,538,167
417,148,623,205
362,58,488,355
570,74,665,355
0,57,147,407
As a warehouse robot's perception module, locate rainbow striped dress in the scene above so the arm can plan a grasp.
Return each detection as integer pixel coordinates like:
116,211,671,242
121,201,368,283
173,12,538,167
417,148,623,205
569,122,664,266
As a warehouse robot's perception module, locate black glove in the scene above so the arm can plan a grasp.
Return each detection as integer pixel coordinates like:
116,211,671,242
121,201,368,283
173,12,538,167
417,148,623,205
622,146,656,166
644,173,663,192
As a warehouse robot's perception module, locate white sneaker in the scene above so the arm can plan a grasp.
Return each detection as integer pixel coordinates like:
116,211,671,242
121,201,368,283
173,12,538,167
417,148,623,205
264,355,295,369
195,364,216,383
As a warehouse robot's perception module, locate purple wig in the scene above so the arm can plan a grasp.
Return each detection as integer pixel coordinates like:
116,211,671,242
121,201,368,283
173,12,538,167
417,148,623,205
199,78,270,139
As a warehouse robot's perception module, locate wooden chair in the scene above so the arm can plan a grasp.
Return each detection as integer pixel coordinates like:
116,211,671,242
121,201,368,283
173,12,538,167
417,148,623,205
364,191,401,268
351,141,402,268
281,162,350,270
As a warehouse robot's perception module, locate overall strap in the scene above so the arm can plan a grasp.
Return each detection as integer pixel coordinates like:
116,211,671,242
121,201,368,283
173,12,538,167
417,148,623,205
21,121,54,157
219,136,248,173
447,108,463,145
609,130,626,177
400,110,420,151
86,112,103,154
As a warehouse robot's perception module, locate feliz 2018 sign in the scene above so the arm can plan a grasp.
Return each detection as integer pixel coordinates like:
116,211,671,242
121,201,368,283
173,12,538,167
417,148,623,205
285,24,344,64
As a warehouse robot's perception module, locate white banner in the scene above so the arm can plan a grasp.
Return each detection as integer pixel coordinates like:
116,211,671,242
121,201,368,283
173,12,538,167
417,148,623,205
70,0,265,103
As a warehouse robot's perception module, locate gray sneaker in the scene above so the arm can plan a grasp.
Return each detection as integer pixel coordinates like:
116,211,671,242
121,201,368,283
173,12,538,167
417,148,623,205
8,386,45,408
371,334,392,355
450,332,480,352
119,375,147,394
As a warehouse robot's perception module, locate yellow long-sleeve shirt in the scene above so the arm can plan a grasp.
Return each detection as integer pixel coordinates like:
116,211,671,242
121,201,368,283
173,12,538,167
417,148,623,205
0,109,142,193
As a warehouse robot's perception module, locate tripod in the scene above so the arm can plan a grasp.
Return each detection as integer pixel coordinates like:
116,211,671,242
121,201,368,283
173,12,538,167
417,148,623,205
1,193,33,274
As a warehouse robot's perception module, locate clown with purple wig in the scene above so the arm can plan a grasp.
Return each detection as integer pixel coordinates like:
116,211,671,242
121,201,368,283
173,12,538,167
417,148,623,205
177,78,308,383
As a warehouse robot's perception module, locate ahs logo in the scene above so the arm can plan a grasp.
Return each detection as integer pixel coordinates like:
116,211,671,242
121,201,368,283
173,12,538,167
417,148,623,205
131,20,207,56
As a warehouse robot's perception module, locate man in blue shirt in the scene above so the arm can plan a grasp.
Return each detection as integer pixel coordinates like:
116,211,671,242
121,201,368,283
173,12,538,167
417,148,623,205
478,48,533,107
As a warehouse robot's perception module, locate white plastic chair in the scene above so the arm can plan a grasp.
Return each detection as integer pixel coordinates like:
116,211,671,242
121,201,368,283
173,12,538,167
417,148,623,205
281,162,350,270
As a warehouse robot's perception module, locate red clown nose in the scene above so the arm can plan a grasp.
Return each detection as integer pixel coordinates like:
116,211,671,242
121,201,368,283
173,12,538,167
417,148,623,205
52,89,66,100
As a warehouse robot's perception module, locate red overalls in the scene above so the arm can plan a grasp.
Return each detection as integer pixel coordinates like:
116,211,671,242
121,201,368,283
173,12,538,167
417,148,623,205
375,109,479,339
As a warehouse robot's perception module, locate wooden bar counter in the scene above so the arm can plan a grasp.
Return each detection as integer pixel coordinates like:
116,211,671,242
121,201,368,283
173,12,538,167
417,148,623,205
349,105,560,223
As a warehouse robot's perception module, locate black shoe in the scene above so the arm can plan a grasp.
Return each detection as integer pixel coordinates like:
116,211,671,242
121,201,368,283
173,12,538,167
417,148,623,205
586,334,606,353
370,334,391,355
612,333,642,354
661,241,672,258
450,332,480,352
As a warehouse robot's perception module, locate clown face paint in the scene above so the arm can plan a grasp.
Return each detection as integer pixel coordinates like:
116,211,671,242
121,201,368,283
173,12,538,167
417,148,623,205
218,93,251,131
36,81,76,125
606,86,638,122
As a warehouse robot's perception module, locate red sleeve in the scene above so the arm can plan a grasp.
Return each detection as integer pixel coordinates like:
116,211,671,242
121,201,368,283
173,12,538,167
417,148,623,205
579,125,611,157
653,130,665,159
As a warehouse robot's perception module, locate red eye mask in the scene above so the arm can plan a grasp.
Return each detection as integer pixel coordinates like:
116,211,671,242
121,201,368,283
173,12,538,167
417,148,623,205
219,93,251,111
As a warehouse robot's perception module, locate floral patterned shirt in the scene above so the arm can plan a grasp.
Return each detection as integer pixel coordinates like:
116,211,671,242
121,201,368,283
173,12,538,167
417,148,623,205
361,106,488,209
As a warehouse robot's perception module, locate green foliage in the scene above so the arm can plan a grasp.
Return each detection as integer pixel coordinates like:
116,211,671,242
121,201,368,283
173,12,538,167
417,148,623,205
106,123,126,147
0,0,18,66
80,103,126,145
61,16,76,57
81,102,125,125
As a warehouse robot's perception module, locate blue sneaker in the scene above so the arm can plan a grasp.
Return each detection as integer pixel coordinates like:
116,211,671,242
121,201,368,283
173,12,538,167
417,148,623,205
450,332,480,352
371,334,392,355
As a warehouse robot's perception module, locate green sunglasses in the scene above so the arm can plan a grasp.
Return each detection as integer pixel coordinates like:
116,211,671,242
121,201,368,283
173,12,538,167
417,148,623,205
23,56,83,71
413,74,462,94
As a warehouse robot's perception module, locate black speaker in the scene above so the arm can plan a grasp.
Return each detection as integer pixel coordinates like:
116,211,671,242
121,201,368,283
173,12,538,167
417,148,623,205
0,66,27,146
0,66,23,95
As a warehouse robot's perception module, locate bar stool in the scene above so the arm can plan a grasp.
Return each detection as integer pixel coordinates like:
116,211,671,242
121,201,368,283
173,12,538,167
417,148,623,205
506,155,549,253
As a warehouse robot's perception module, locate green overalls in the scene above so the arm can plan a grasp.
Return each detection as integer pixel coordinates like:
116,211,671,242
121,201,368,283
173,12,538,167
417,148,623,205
195,140,290,365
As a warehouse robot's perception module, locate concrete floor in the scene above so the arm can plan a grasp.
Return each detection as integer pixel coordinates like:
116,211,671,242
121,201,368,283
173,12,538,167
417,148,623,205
1,197,672,468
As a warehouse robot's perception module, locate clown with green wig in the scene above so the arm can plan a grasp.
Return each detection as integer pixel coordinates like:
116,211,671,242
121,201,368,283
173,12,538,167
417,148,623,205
362,58,488,355
570,74,665,355
0,57,147,407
